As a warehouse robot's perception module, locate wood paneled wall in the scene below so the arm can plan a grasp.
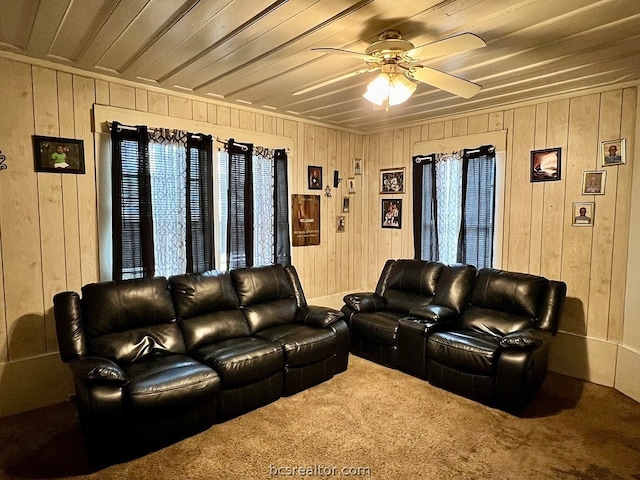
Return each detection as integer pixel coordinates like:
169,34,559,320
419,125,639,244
0,52,636,414
361,89,635,342
0,56,364,374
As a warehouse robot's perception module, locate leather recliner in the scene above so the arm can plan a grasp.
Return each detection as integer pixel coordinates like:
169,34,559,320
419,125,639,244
54,276,221,465
341,259,477,369
425,268,567,413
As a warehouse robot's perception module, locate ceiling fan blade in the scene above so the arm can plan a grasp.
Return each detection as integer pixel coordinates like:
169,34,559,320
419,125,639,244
407,66,482,99
292,67,379,96
311,47,378,62
405,33,486,61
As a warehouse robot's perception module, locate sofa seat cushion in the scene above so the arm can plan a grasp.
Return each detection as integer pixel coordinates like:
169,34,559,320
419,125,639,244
350,311,404,345
123,354,220,417
426,330,501,376
191,337,283,388
255,324,337,367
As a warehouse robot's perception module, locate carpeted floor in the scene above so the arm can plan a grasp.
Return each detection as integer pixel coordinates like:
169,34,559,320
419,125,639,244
1,355,640,480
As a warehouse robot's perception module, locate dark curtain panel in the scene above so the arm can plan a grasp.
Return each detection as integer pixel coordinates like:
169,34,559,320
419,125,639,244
186,134,215,272
412,154,438,260
274,149,291,265
227,139,254,268
458,146,496,267
110,122,154,280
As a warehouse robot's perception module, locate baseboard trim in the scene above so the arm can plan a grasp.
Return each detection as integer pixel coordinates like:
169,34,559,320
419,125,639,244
0,353,73,417
615,345,640,403
548,331,617,387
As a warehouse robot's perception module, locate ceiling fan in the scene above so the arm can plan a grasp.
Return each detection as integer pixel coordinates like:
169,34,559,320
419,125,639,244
293,31,486,108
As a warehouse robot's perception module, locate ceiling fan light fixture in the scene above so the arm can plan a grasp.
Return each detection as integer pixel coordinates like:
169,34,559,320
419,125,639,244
363,72,416,107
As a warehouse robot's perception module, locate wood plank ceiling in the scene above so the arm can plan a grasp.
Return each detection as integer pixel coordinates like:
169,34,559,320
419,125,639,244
1,0,639,132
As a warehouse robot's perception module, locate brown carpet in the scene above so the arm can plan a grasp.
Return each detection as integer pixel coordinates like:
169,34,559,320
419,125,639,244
1,356,640,480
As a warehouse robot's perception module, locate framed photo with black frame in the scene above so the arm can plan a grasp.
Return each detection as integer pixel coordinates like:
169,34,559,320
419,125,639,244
530,147,561,182
381,198,402,229
308,165,322,190
380,167,405,193
32,135,85,174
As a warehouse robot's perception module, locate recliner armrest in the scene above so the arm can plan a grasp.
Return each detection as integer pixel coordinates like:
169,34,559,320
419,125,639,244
500,328,551,349
343,292,386,312
70,357,128,385
296,305,344,328
409,304,457,322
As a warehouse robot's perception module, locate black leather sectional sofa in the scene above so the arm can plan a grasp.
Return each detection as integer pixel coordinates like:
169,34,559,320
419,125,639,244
341,259,567,413
53,264,348,466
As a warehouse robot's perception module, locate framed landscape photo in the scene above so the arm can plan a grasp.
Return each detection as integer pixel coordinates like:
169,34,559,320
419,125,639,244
572,202,594,227
530,147,561,182
380,167,405,193
32,135,85,174
308,165,322,190
381,198,402,229
582,170,606,195
601,138,625,166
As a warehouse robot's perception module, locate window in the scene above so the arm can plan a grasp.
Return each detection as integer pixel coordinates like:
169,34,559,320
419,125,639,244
111,124,214,280
412,145,496,269
224,139,290,270
109,122,289,280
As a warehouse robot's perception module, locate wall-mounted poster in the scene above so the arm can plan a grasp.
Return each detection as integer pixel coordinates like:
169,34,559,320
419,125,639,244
292,194,321,246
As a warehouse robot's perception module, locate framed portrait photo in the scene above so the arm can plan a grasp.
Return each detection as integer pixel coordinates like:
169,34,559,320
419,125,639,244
380,167,405,193
381,198,402,229
572,202,594,227
530,147,561,182
336,215,346,233
308,165,322,190
342,196,350,213
32,135,85,174
354,158,362,175
582,170,606,195
601,138,625,166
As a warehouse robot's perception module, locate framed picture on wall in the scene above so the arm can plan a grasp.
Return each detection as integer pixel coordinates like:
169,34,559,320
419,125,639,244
32,135,85,174
530,147,561,182
308,165,322,190
337,215,346,233
572,202,594,227
354,158,362,175
381,198,402,229
582,170,606,195
380,167,405,193
342,196,350,213
601,138,625,166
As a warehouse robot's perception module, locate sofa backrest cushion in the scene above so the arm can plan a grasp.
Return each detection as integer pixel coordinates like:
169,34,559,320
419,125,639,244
169,271,250,350
81,277,185,363
432,264,477,314
461,269,550,336
231,264,297,333
382,260,444,313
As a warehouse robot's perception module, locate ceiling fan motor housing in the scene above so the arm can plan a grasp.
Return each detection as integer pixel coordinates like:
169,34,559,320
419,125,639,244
365,30,415,57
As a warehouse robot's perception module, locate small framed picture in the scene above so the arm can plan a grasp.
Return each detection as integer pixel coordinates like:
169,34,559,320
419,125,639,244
32,135,85,174
342,196,350,213
381,199,402,229
336,215,346,233
572,202,594,227
308,165,322,190
582,170,606,195
347,177,356,194
530,148,561,182
380,167,405,193
354,158,362,175
601,139,625,166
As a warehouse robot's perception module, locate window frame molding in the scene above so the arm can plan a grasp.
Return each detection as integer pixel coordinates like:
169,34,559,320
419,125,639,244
413,130,507,269
93,104,294,281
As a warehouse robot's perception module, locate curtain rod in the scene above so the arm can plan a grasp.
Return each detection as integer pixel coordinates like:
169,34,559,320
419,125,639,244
106,121,288,155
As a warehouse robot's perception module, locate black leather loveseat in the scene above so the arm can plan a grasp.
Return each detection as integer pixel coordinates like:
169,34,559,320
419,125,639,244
53,263,348,466
342,259,566,413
